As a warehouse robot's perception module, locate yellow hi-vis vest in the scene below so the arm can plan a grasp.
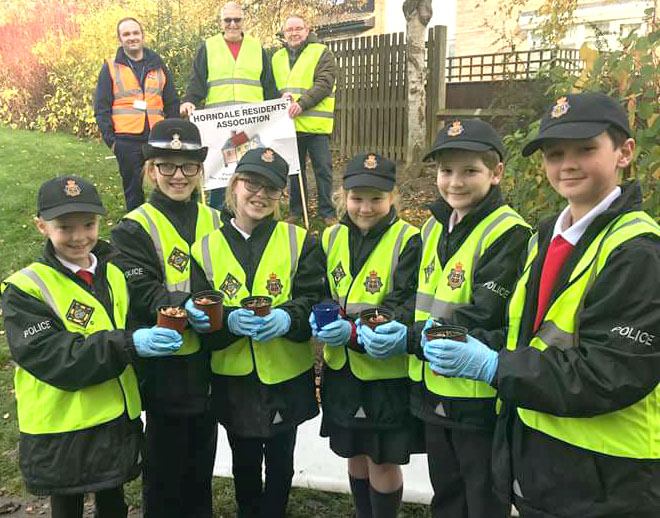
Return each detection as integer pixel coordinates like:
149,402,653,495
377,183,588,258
191,222,314,384
108,59,165,134
205,34,264,107
124,202,222,355
410,206,530,398
321,220,419,381
272,43,335,134
507,211,660,459
3,263,141,434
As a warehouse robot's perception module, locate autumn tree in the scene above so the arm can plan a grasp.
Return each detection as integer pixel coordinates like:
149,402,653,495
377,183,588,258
402,0,432,176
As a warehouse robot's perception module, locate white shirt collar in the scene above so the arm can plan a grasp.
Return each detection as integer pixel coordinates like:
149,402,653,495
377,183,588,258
552,187,621,245
56,253,98,275
230,218,252,240
447,210,460,234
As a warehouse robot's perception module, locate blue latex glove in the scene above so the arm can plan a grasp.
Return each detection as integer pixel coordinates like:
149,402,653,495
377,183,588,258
184,298,210,332
317,317,352,347
227,308,261,338
253,309,291,342
359,320,408,358
133,326,183,358
423,333,498,383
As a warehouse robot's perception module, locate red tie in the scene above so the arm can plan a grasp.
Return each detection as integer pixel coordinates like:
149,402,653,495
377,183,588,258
534,235,574,331
76,270,94,286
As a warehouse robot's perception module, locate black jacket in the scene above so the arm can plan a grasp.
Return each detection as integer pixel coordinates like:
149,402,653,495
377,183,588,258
319,209,422,430
493,182,660,517
182,36,277,107
94,47,180,148
111,190,211,415
1,240,141,495
410,186,532,430
190,211,325,437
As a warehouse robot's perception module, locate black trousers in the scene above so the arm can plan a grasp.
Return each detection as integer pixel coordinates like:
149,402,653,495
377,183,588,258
227,427,298,518
114,138,146,211
50,487,126,518
426,423,509,518
142,411,218,518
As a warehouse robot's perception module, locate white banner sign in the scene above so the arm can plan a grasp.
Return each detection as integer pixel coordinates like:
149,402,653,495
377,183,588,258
190,99,301,190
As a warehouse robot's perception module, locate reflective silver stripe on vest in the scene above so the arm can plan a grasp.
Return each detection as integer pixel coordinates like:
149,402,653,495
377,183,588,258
389,223,411,288
304,110,334,119
114,89,143,99
473,212,522,283
415,292,468,319
287,224,299,289
422,218,439,243
113,62,126,94
19,269,59,316
283,87,336,100
111,108,164,116
135,207,189,292
327,224,342,253
535,320,574,350
200,234,215,289
207,78,262,87
206,100,241,108
211,210,221,229
528,233,539,254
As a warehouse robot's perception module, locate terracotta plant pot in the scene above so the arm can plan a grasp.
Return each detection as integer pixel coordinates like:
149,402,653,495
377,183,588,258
240,296,273,317
156,306,188,334
312,302,340,329
193,290,224,331
358,307,394,330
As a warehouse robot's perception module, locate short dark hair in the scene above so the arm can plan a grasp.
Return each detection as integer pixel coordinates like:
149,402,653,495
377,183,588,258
605,125,630,149
434,148,502,170
116,17,143,38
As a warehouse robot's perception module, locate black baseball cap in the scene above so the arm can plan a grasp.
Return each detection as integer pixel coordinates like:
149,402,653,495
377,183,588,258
37,175,106,220
522,91,631,156
234,148,289,189
143,118,208,161
343,153,396,191
424,119,506,162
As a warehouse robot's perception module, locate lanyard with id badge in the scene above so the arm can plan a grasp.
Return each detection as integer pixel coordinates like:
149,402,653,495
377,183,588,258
128,59,147,111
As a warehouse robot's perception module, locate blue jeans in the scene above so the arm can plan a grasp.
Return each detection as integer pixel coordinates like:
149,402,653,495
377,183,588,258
289,134,335,219
114,138,146,211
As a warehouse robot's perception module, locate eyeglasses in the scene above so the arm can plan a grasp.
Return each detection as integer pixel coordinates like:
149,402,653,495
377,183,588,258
284,26,306,33
223,17,243,24
239,177,283,200
154,163,201,177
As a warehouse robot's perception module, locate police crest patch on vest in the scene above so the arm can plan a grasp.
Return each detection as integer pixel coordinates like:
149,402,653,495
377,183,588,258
331,262,346,286
363,270,382,294
220,273,242,300
447,262,465,290
423,260,435,283
66,300,94,328
167,247,190,273
266,273,283,296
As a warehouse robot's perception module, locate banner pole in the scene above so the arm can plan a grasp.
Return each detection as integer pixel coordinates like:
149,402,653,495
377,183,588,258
297,172,310,229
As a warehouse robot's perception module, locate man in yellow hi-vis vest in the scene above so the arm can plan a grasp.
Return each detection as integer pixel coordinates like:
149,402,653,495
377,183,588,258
95,17,180,211
273,15,337,225
181,2,276,209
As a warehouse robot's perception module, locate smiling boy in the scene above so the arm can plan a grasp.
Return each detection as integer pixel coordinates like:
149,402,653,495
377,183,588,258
410,119,531,518
425,92,660,517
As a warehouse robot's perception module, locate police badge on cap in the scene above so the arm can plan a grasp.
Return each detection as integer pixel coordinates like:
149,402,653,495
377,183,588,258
143,118,208,161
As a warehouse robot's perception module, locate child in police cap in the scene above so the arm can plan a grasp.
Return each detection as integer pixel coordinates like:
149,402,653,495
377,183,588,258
189,147,325,518
413,119,531,518
1,175,181,518
426,92,660,518
111,118,221,518
311,153,421,518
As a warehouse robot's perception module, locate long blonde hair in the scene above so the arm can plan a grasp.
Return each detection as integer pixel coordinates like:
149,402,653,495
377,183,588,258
224,172,282,219
332,186,401,219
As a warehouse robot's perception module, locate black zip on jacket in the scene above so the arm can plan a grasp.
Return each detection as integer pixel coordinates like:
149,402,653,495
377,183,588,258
492,182,660,518
94,47,180,148
410,185,532,430
111,189,211,415
190,211,325,437
1,239,141,495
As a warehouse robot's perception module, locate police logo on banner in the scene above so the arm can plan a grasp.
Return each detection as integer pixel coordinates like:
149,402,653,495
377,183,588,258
331,262,346,286
167,247,190,273
220,273,242,300
447,262,465,290
266,273,283,296
66,300,94,328
364,270,382,294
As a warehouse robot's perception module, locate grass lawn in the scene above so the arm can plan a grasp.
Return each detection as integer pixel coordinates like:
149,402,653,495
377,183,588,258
0,127,428,516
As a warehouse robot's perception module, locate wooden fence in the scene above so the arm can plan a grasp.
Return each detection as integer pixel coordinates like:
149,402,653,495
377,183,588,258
327,27,582,160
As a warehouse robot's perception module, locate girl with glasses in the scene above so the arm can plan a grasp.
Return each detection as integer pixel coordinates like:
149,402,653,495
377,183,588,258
190,147,324,518
111,118,222,518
